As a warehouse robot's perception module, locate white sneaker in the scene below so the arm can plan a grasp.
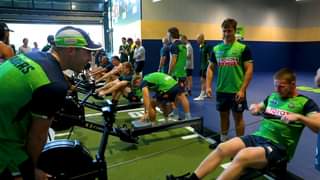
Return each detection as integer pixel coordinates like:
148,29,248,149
193,95,205,101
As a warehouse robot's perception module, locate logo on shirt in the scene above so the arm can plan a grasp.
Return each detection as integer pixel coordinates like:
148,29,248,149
288,103,296,109
270,99,278,105
217,57,239,66
265,106,289,117
10,57,35,74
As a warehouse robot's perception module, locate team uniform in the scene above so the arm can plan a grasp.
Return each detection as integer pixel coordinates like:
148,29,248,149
159,45,170,73
41,44,51,52
0,52,68,177
199,42,211,77
126,85,142,103
141,72,182,103
242,92,319,165
169,40,187,84
210,41,253,112
118,73,142,103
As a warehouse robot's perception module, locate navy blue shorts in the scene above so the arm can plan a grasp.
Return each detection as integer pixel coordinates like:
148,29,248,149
240,135,287,167
216,92,248,112
200,69,206,78
155,84,184,103
172,76,186,89
186,69,193,76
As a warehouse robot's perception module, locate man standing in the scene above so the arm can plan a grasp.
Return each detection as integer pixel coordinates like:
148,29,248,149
41,35,55,52
158,37,170,74
180,35,194,96
133,38,145,75
119,37,129,63
194,33,211,100
167,27,187,86
0,26,101,179
18,38,31,54
206,18,254,142
127,38,135,66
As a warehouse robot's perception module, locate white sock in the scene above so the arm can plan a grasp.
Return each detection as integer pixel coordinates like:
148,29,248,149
172,109,179,116
184,112,192,120
200,91,205,97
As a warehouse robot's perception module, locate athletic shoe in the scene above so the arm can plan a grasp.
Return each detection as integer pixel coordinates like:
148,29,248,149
193,95,205,101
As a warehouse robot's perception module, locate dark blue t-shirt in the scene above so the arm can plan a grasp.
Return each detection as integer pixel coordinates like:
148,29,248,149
160,45,170,73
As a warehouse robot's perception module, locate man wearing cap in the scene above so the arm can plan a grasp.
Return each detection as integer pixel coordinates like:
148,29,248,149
0,26,101,179
41,35,55,52
0,22,14,63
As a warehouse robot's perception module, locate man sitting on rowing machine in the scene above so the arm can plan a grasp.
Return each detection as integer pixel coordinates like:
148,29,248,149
167,68,320,180
91,55,122,82
139,72,191,125
107,74,143,105
95,62,134,102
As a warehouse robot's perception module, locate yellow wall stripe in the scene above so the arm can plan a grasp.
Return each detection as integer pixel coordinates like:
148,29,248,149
142,20,320,42
296,27,320,41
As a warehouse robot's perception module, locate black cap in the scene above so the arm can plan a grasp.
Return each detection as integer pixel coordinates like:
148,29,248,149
0,22,13,32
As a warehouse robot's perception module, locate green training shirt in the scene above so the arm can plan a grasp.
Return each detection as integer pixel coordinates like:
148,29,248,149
210,41,253,93
0,52,68,173
170,40,187,78
142,72,177,94
253,92,319,160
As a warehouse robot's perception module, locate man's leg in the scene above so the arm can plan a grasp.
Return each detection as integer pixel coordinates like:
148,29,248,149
187,75,192,95
194,137,246,179
232,111,245,136
220,111,230,141
218,147,267,180
176,93,191,120
194,72,206,100
98,80,128,96
148,99,157,122
200,76,206,95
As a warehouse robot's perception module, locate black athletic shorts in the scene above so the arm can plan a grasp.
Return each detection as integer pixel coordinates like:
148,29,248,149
186,69,193,77
172,76,186,89
216,92,248,112
155,84,183,104
200,69,207,78
240,135,287,167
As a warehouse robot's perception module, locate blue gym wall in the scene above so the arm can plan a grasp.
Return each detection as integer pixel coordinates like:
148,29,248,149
142,40,297,75
139,0,320,74
293,42,320,72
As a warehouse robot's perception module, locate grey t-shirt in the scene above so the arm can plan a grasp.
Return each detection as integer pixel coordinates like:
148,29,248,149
133,46,145,62
185,42,194,69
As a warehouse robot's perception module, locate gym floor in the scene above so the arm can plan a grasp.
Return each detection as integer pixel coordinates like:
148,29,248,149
55,72,320,180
